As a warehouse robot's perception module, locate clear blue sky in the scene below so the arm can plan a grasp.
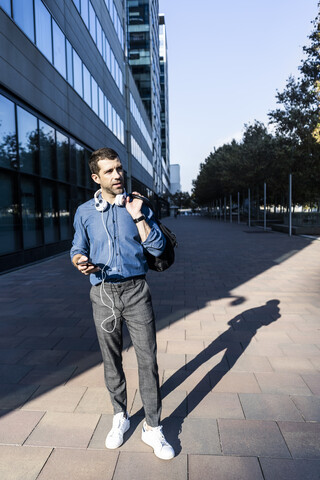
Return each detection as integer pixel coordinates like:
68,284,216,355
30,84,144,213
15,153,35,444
159,0,319,193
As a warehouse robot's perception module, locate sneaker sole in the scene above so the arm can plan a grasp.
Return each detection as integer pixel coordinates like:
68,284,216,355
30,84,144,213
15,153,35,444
105,421,130,449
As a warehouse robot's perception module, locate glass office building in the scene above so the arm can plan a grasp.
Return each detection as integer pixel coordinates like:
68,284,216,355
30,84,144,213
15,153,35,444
0,0,169,272
127,0,169,201
159,13,170,195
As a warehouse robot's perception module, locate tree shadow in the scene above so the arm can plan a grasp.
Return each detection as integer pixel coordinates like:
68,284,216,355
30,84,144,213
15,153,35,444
130,299,281,455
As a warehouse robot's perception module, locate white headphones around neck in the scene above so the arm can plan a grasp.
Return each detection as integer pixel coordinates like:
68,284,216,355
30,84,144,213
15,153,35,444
94,189,127,211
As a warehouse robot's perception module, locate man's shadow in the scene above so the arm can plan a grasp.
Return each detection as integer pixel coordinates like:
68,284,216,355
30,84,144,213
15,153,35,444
130,299,281,455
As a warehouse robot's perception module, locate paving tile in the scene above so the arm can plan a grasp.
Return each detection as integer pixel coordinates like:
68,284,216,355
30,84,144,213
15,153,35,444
280,344,320,357
291,395,320,422
228,354,273,372
172,417,221,454
22,385,87,412
278,421,320,458
131,389,187,418
0,410,45,445
162,369,211,393
0,445,52,480
53,337,96,351
20,366,76,386
19,350,68,366
218,419,291,457
255,372,313,395
75,387,136,414
113,451,187,480
0,384,38,409
0,349,29,365
301,374,320,395
167,340,204,355
210,372,261,393
0,364,31,384
268,356,317,373
239,393,304,421
260,457,320,480
57,350,102,369
18,337,62,350
66,364,106,387
37,447,118,480
188,392,244,419
25,411,100,448
189,455,264,480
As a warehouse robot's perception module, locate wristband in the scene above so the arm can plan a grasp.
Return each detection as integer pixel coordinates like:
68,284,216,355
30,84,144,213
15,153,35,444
133,214,146,224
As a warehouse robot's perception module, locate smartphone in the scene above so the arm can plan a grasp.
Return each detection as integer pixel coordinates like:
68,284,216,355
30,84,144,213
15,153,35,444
76,260,99,268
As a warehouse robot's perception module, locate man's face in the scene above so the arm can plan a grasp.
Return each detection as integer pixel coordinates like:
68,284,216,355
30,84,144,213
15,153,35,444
92,157,124,197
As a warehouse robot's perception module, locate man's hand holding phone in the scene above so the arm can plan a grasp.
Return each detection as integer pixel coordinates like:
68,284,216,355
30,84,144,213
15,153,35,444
75,255,100,275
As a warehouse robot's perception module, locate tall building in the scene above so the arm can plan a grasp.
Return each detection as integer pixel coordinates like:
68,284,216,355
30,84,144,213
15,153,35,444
170,164,181,195
0,0,169,272
127,0,170,209
159,13,170,196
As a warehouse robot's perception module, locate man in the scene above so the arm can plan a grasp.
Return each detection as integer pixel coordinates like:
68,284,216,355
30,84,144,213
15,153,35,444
70,147,174,460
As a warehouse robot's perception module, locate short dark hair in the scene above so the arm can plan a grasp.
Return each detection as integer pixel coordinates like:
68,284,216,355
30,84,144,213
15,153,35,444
89,147,120,175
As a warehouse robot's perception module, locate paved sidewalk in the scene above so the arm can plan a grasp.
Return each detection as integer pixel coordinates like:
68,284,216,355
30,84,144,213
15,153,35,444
0,216,320,480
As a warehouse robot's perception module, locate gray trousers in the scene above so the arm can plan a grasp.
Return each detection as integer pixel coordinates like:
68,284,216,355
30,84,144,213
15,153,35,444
90,277,161,427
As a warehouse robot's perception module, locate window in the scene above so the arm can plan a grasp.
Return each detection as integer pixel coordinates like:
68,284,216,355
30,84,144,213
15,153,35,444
108,101,113,131
0,171,21,254
58,184,71,240
80,0,89,27
39,120,55,178
105,39,111,70
17,107,38,174
66,40,73,86
42,182,59,243
35,0,52,62
21,176,42,248
104,97,108,126
96,19,102,54
56,131,69,182
73,50,83,97
0,0,11,15
73,0,80,11
75,143,86,186
88,2,96,42
91,77,98,115
52,20,66,78
0,95,17,169
98,88,104,122
12,0,35,42
83,65,91,106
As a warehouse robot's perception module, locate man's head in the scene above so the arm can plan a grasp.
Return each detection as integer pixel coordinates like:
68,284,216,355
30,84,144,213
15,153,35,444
90,148,124,201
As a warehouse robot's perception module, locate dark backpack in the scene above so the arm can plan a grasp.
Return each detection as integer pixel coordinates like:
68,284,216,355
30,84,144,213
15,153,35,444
131,194,178,272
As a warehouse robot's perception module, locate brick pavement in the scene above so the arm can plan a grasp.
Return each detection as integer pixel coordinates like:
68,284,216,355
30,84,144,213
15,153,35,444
0,216,319,479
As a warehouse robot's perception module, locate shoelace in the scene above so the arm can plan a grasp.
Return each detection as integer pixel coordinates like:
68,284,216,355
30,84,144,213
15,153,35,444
152,426,169,448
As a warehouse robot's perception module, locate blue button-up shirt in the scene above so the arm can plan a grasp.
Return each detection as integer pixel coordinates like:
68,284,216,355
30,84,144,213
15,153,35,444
70,197,166,285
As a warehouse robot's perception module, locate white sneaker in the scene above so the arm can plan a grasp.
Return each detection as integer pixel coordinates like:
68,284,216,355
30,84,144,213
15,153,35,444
105,412,130,449
141,421,175,460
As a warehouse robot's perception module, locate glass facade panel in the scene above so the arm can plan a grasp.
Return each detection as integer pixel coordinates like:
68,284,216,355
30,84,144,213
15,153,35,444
56,131,69,182
21,176,42,248
98,88,104,122
66,40,73,86
58,184,70,240
52,20,66,78
17,107,38,174
75,143,86,186
80,0,89,27
73,50,83,97
0,0,11,15
91,77,98,115
96,19,102,54
88,2,96,41
39,120,55,178
42,182,59,243
0,95,17,169
12,0,34,42
0,171,21,254
83,65,91,106
35,0,52,62
73,0,80,11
